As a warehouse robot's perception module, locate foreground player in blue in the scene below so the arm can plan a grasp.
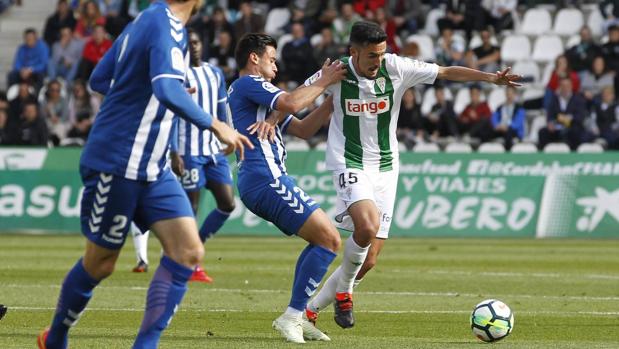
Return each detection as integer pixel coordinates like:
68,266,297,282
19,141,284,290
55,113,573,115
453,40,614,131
229,33,345,343
131,29,235,283
37,1,251,348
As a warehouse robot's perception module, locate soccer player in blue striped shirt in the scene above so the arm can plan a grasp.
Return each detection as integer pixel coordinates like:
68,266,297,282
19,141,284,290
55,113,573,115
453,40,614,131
37,1,251,348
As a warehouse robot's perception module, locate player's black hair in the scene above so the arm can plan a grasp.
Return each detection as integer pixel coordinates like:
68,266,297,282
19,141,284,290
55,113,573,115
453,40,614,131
349,21,387,47
235,33,277,70
470,83,482,91
23,28,37,36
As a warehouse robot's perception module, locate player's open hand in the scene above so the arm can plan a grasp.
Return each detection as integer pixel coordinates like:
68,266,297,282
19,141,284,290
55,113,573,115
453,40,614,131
170,152,184,177
493,67,522,87
211,119,254,160
247,110,282,142
319,58,347,86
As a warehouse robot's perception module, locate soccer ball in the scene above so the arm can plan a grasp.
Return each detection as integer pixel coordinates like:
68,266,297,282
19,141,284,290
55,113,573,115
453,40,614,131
470,299,514,342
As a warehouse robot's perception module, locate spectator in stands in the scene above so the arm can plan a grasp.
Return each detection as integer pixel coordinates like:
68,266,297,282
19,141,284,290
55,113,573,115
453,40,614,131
438,0,485,42
41,80,69,145
437,0,466,32
565,26,602,74
68,79,99,128
8,100,49,146
385,0,422,35
427,86,459,140
599,0,619,31
482,0,516,32
48,26,84,83
234,1,264,40
592,86,619,149
8,82,36,127
205,6,235,57
67,111,93,143
0,0,11,14
601,25,619,73
281,22,318,86
581,56,615,103
208,30,237,84
539,77,588,150
0,92,8,145
78,24,112,80
353,0,385,17
74,0,107,39
373,7,399,54
401,40,421,60
435,26,465,67
397,88,424,149
313,27,347,65
545,54,581,109
490,86,525,150
332,2,361,44
465,28,500,74
43,0,77,46
458,84,493,141
7,28,49,90
104,0,134,38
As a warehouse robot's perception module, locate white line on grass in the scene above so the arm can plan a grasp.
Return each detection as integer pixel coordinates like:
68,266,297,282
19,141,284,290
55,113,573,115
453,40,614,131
8,306,619,317
399,270,619,280
4,284,619,302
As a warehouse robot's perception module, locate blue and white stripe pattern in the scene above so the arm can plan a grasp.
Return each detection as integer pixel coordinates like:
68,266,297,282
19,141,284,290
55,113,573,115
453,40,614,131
177,63,224,157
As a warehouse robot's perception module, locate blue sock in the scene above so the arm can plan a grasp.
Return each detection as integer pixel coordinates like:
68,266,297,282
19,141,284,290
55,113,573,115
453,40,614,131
198,209,231,243
46,258,99,349
289,245,337,311
293,244,314,285
133,256,193,349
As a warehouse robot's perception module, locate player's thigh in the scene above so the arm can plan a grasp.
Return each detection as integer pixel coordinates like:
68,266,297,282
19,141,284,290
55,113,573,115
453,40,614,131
204,154,235,210
80,167,140,250
297,208,341,252
150,216,202,267
241,176,320,236
373,169,399,239
332,169,380,237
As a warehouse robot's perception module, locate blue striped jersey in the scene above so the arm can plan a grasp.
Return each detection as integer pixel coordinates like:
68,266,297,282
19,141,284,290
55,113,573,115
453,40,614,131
173,63,227,156
228,75,293,193
81,1,188,181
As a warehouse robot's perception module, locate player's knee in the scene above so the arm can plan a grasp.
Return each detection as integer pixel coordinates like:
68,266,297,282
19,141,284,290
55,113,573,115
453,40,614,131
355,219,380,241
185,244,204,266
95,259,116,279
217,200,235,213
324,228,341,252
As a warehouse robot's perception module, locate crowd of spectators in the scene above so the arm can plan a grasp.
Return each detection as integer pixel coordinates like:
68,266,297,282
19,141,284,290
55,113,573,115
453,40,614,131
1,0,618,152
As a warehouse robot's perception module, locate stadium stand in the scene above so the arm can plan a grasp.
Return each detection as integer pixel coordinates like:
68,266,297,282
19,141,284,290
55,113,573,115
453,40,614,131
0,0,616,153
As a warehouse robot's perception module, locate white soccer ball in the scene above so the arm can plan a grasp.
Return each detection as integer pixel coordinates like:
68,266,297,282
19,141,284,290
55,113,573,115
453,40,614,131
470,299,514,342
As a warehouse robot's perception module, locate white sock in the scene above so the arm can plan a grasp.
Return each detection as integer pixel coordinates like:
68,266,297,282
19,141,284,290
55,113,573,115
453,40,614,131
335,236,369,294
307,266,342,313
131,223,149,264
284,306,303,320
353,278,363,289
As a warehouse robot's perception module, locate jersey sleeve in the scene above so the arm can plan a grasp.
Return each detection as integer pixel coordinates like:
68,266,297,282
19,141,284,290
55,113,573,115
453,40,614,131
279,114,294,134
391,54,439,88
148,15,186,83
243,77,285,110
215,67,228,122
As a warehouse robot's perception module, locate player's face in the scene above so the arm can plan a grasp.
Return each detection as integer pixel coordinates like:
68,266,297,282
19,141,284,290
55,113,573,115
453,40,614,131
257,46,278,80
189,32,202,64
351,41,387,79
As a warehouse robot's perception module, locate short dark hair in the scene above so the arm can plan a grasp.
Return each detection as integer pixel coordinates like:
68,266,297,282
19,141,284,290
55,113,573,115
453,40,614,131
349,21,387,47
235,33,277,69
24,28,37,36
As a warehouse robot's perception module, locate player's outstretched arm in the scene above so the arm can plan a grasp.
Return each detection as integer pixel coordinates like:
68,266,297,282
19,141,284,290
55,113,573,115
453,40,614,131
89,35,121,95
437,66,522,87
275,59,346,114
286,96,334,140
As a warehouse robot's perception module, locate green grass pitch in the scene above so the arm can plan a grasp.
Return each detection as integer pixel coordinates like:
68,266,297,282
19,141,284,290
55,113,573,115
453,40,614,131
1,234,618,348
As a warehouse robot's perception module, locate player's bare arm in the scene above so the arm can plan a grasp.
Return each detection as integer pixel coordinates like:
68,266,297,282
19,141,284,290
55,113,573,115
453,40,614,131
437,66,522,87
275,58,346,114
210,119,254,160
272,96,334,140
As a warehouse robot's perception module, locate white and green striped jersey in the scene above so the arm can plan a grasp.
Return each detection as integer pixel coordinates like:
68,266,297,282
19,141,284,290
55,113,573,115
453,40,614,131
307,54,438,171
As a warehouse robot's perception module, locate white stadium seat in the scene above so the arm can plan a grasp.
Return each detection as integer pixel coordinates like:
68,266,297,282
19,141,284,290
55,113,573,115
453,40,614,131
553,9,584,36
413,142,440,153
512,60,541,85
264,8,290,37
478,142,506,153
285,140,310,151
310,33,322,47
577,143,604,153
565,34,581,49
468,34,499,50
522,86,545,100
453,88,471,115
500,35,531,62
445,142,473,153
406,34,435,61
276,33,293,60
532,35,563,63
511,142,538,153
421,87,453,115
398,142,408,152
518,8,552,36
423,8,445,37
587,9,605,37
543,142,571,153
487,88,506,112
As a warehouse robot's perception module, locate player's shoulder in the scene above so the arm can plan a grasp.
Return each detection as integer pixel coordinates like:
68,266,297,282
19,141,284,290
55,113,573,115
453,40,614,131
137,2,183,37
202,62,225,76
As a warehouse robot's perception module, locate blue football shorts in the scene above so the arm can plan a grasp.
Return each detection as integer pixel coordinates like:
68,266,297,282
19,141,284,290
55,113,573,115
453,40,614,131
240,175,320,236
79,166,194,249
179,153,233,192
